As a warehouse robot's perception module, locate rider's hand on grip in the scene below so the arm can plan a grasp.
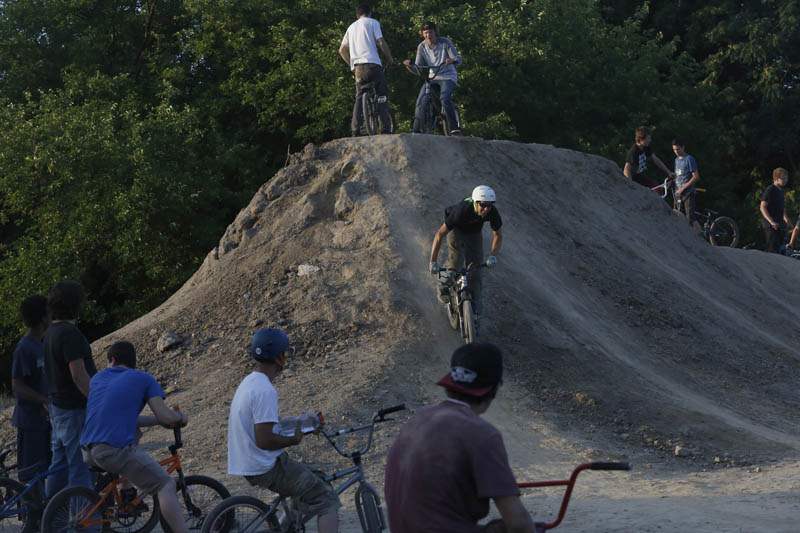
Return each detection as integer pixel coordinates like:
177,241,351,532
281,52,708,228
429,261,439,275
485,255,497,268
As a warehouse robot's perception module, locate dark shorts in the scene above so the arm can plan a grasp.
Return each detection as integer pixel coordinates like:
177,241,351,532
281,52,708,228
245,453,340,517
16,428,51,482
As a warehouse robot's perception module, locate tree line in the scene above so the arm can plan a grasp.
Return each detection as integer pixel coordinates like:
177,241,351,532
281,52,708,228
1,0,797,384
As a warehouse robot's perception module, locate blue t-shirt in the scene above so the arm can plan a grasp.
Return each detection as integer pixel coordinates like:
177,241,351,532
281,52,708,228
80,367,165,448
11,335,50,431
674,154,699,191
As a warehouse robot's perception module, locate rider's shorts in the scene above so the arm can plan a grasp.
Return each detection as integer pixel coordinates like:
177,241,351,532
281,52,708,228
82,443,172,495
245,452,341,516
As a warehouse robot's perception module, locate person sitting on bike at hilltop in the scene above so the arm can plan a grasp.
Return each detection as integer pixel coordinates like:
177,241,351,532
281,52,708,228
623,126,674,187
430,185,502,323
759,167,793,254
402,21,462,135
384,343,535,533
227,328,340,533
339,3,394,136
671,138,700,226
80,341,190,533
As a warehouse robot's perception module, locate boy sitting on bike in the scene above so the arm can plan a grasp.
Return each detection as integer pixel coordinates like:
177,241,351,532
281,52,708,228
402,21,462,134
384,343,535,532
430,185,502,323
227,328,340,533
80,341,189,533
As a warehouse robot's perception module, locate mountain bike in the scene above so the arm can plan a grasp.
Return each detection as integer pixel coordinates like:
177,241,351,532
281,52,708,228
201,404,406,533
359,81,392,136
438,262,486,344
652,178,739,247
0,462,67,532
41,426,229,533
406,63,460,135
516,462,630,532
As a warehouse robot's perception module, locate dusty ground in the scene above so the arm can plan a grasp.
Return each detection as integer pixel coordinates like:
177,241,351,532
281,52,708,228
3,135,800,531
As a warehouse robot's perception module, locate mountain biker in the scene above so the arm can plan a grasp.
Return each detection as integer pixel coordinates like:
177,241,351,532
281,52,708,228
402,21,462,135
384,343,535,533
227,328,340,533
623,126,675,187
80,341,190,533
759,167,792,253
429,186,502,322
671,139,700,225
339,3,394,135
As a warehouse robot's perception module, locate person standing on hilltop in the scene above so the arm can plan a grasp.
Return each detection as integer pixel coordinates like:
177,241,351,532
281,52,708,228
227,328,340,533
402,21,462,135
759,167,793,253
384,343,535,532
339,3,394,136
623,126,675,188
43,280,97,498
11,295,50,532
671,139,700,225
429,185,502,327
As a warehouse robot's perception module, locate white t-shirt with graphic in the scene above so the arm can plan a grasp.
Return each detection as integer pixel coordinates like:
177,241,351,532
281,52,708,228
227,372,281,476
341,16,383,71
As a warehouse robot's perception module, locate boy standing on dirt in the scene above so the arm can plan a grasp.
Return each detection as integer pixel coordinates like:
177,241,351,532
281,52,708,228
671,139,700,224
227,328,340,533
759,167,792,253
623,126,674,187
384,343,535,532
80,341,190,533
339,3,394,135
429,185,502,322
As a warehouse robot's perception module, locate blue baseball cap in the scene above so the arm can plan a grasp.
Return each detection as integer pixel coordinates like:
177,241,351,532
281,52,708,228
250,328,290,361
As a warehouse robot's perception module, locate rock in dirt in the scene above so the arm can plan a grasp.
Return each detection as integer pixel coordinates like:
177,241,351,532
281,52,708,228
297,264,321,276
157,331,184,352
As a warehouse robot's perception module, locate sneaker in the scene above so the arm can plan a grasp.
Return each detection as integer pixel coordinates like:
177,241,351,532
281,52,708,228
120,487,149,513
449,129,462,136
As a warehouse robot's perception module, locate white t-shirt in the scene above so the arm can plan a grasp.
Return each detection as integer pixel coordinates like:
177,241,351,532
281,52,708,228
341,16,383,71
227,372,281,476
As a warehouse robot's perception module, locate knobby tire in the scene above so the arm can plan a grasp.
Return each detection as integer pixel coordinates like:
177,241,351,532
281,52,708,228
708,216,739,248
462,300,476,344
446,289,459,330
162,475,230,533
200,495,279,533
354,484,386,532
362,92,379,136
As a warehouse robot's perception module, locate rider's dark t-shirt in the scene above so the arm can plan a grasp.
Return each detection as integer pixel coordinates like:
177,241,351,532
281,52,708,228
384,400,520,533
444,199,502,234
625,144,652,177
44,321,97,410
760,184,785,228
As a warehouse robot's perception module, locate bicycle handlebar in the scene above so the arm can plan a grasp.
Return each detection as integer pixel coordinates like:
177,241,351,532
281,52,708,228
322,404,406,459
376,404,406,419
587,461,630,471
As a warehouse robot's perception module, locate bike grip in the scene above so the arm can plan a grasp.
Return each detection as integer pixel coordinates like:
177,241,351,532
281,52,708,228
378,404,406,418
588,462,630,471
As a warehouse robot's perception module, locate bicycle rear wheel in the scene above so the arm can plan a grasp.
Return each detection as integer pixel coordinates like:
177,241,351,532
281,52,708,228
162,475,230,533
708,216,739,247
355,483,386,532
0,477,27,533
461,300,476,343
201,496,279,533
361,92,379,136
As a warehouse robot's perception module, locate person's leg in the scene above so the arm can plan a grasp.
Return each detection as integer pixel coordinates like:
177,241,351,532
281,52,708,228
351,66,365,136
764,225,780,253
463,231,485,315
413,84,429,133
790,226,799,249
158,479,188,533
437,80,459,133
46,407,68,498
59,407,92,490
373,65,392,134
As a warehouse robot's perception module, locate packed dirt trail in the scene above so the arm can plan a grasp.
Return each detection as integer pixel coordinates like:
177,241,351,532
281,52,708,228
6,134,799,531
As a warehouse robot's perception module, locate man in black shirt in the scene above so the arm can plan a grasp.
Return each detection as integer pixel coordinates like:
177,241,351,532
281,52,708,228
44,280,97,497
759,167,792,253
429,186,502,318
622,126,674,188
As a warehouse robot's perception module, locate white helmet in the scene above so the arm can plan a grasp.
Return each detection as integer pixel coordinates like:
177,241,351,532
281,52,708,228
471,185,496,203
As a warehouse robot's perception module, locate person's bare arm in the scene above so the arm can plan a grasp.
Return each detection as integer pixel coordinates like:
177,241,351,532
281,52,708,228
490,229,503,256
760,201,778,229
254,421,303,451
650,154,674,177
377,37,393,65
68,359,91,397
338,43,350,65
12,378,48,405
622,162,633,179
783,212,793,226
145,397,186,428
430,223,450,263
494,495,535,533
789,226,799,248
677,169,700,196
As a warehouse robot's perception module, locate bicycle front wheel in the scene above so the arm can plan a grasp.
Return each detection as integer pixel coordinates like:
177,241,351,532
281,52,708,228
41,486,105,533
446,289,459,330
355,483,386,532
162,475,230,533
0,477,27,533
362,93,379,136
708,216,739,247
201,495,278,533
462,300,476,343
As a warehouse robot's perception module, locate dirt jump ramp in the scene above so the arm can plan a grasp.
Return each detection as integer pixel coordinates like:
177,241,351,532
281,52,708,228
96,134,800,466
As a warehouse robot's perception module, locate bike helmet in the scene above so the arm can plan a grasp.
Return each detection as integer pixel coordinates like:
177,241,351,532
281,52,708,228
471,185,496,203
250,328,290,362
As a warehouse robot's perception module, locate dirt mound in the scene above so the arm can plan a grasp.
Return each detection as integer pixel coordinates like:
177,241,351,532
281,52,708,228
91,134,800,470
